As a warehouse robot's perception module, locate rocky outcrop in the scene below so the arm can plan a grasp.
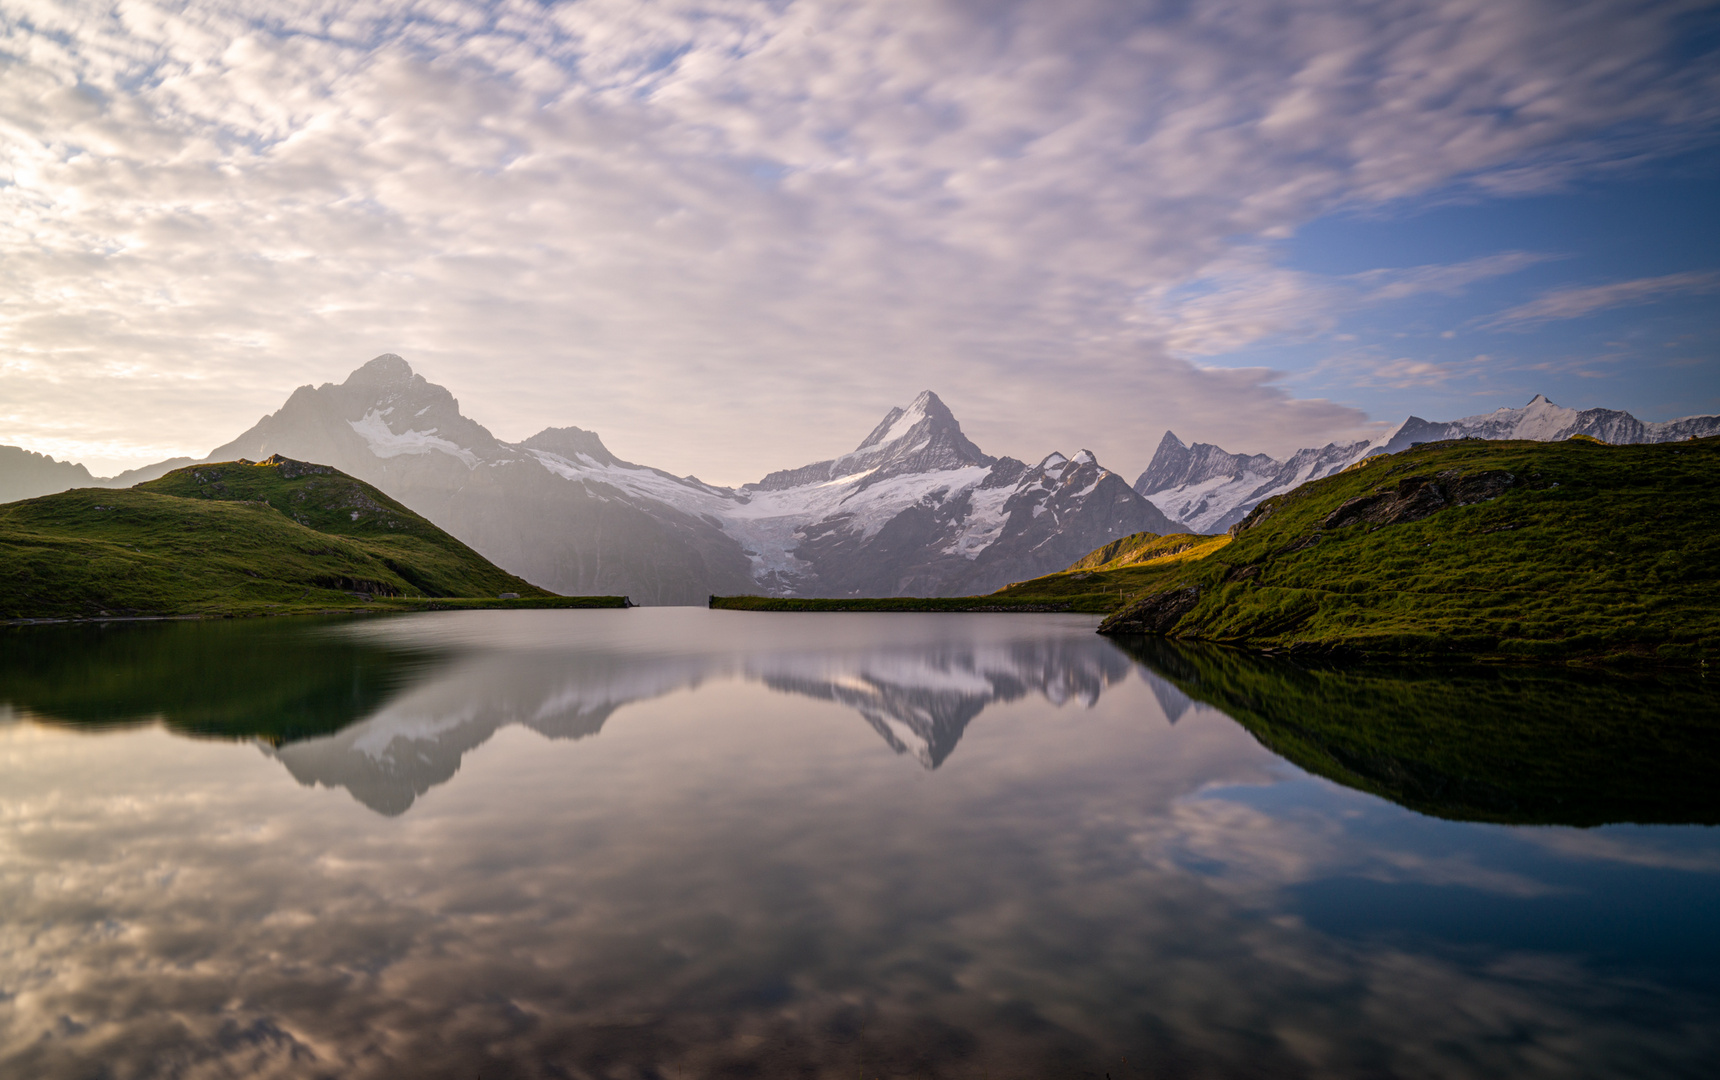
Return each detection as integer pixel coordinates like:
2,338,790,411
1321,471,1516,530
1098,586,1201,635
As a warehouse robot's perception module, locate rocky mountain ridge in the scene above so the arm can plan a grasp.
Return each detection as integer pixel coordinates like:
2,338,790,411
1136,394,1720,534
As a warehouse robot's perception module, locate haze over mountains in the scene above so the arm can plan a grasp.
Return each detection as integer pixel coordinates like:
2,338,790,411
5,354,1717,603
13,355,1175,604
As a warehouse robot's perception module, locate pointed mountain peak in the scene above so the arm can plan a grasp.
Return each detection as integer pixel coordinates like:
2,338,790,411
854,390,961,452
1038,451,1069,470
1071,449,1097,466
1526,393,1556,407
344,354,416,388
1154,431,1186,452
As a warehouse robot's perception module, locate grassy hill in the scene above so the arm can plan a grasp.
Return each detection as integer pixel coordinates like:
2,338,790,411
718,436,1718,666
1047,435,1717,665
0,455,627,619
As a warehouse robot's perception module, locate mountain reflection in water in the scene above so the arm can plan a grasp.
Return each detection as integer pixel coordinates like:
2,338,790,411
0,609,1717,1079
1,611,1150,814
4,612,1712,826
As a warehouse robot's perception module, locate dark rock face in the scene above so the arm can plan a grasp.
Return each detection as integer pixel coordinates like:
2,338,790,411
1134,431,1277,498
1321,471,1516,531
1099,586,1202,635
779,449,1186,599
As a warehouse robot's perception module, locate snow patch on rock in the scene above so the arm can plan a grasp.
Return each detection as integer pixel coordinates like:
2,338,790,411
348,410,479,468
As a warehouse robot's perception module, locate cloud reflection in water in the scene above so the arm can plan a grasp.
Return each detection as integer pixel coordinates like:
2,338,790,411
0,610,1715,1078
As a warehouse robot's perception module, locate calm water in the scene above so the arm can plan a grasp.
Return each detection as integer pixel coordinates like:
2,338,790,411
1,609,1717,1079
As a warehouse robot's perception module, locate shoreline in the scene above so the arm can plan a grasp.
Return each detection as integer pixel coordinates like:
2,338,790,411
5,595,633,626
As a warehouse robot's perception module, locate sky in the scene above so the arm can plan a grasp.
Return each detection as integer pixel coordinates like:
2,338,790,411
2,0,1717,484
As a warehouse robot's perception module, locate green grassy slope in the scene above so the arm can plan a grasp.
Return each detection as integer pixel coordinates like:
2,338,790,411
1117,637,1720,826
1076,436,1718,664
0,456,626,619
1064,530,1215,571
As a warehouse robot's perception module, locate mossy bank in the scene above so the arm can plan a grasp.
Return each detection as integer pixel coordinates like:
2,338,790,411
0,455,628,619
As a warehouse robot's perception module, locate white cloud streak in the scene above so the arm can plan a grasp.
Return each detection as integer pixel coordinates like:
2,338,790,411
0,0,1714,476
1479,270,1720,330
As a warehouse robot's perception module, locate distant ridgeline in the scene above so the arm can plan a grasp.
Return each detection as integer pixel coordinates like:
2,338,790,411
0,455,626,620
1133,394,1720,534
5,357,1718,606
722,435,1720,668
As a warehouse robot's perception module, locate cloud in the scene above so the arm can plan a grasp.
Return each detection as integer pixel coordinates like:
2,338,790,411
1478,270,1720,330
1136,249,1549,360
0,0,1714,477
4,650,1714,1078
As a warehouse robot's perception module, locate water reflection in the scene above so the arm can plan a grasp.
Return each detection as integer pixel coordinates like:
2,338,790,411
5,614,1712,825
0,611,1716,1078
2,612,1141,814
0,617,441,743
1116,636,1720,826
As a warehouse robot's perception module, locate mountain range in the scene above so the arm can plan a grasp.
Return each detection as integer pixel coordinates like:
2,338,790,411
2,356,1179,604
1135,394,1720,534
5,359,1717,602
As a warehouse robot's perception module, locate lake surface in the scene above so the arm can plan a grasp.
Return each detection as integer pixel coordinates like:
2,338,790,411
1,608,1717,1079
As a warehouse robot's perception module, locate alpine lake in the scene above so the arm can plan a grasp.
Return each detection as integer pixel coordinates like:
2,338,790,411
1,608,1716,1079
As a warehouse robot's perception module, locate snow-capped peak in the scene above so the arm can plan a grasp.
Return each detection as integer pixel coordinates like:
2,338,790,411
750,391,991,492
853,390,956,452
1071,449,1096,466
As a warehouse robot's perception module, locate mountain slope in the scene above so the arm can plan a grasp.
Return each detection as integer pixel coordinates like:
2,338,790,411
1136,395,1720,534
0,446,94,504
1088,435,1720,665
0,445,196,504
0,455,573,619
204,355,759,605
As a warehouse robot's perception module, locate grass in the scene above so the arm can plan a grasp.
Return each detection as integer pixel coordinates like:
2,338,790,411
1119,637,1720,826
716,436,1719,666
0,456,629,619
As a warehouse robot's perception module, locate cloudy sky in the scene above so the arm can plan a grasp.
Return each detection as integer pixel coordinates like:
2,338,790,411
2,0,1717,483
